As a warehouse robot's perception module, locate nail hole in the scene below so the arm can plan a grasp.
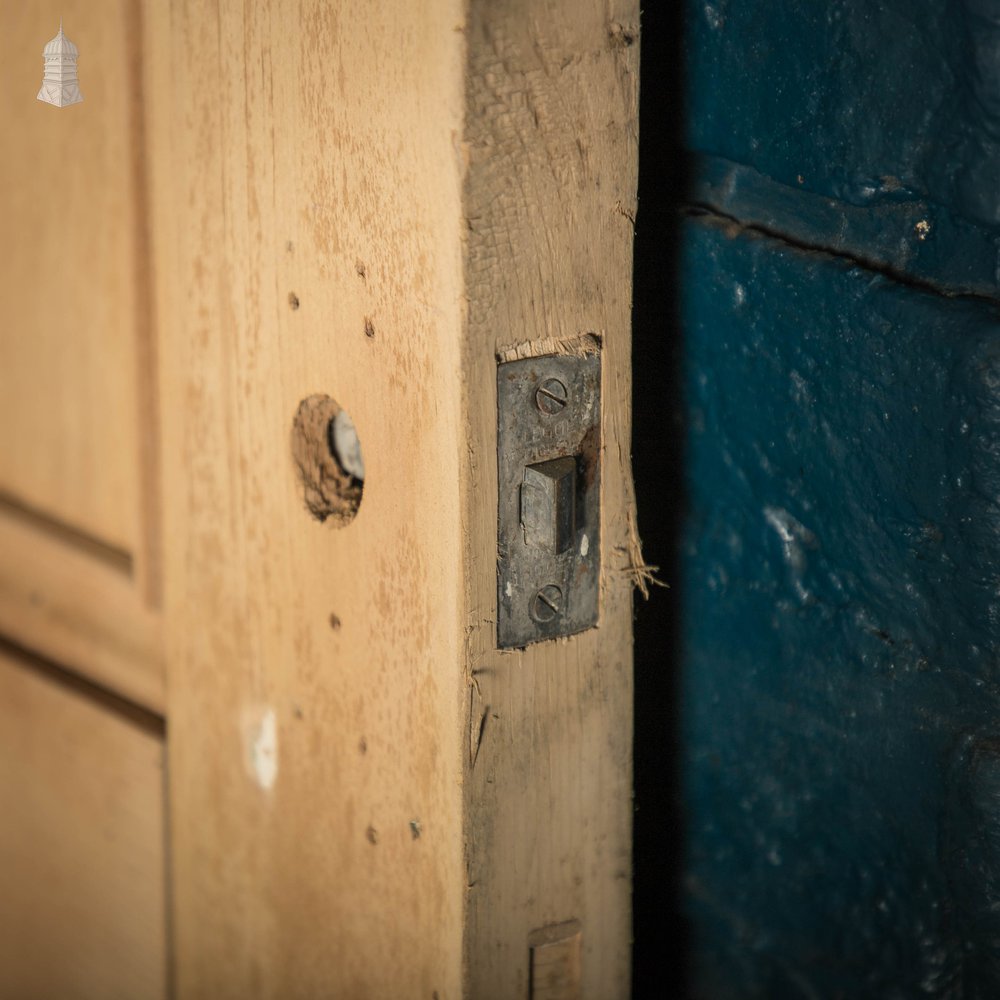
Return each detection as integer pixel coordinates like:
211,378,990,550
288,292,300,310
356,260,367,279
609,21,637,47
291,394,363,525
364,317,375,339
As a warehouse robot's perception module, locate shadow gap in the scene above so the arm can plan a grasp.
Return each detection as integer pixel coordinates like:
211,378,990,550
632,2,691,997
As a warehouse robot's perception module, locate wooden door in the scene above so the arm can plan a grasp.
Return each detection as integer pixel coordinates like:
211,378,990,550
0,2,639,997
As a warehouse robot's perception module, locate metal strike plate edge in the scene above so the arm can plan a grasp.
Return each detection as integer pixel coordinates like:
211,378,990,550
497,350,601,648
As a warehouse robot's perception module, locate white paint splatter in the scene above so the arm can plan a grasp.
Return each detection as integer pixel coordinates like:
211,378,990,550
243,707,278,791
580,533,590,557
505,581,513,598
764,506,817,603
704,4,724,29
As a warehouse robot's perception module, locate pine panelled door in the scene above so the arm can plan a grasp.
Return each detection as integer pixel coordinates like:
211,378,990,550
0,1,639,998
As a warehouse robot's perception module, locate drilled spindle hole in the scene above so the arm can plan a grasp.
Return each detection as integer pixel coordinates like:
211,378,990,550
291,394,364,525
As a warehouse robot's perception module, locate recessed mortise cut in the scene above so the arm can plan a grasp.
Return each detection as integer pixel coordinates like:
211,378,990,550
291,394,364,525
522,457,577,552
529,920,582,1000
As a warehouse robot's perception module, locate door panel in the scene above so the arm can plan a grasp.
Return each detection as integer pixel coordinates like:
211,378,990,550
0,7,166,995
0,647,166,999
0,0,149,552
0,507,162,709
0,1,162,708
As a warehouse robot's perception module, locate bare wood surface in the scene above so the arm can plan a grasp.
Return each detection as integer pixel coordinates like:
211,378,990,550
0,503,163,711
0,0,633,994
150,0,637,991
0,646,166,999
0,0,164,709
0,0,150,556
461,2,640,996
156,1,468,995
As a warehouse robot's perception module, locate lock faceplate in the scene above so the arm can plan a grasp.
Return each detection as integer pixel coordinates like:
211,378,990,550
497,350,601,648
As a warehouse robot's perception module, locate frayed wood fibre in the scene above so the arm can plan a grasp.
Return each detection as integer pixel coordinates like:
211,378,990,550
495,332,602,364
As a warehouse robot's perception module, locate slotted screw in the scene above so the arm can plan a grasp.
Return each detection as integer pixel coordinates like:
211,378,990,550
535,378,568,415
530,584,564,623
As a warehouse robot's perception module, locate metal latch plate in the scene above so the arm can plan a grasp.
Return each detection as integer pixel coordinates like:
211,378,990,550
497,350,601,648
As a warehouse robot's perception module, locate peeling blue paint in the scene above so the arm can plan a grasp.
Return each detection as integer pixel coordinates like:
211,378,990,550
675,1,1000,993
682,216,1000,996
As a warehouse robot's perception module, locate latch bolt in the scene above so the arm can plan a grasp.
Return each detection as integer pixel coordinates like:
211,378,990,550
522,456,577,553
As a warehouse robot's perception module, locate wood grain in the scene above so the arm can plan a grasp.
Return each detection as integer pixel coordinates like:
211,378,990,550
529,921,583,1000
461,1,639,996
0,0,150,556
156,0,468,994
0,646,166,999
0,0,164,707
152,0,637,991
0,502,163,711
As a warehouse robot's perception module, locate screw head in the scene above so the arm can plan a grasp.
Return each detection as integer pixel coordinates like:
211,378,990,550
535,378,568,415
530,584,564,623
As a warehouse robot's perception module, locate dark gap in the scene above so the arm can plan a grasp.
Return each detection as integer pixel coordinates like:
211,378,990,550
632,2,691,997
0,491,133,576
0,633,165,737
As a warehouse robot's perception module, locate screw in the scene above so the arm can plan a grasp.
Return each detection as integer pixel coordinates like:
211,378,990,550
535,378,568,414
530,584,564,623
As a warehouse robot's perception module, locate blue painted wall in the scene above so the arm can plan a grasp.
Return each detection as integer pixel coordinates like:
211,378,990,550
687,0,1000,226
682,218,1000,997
635,1,1000,995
